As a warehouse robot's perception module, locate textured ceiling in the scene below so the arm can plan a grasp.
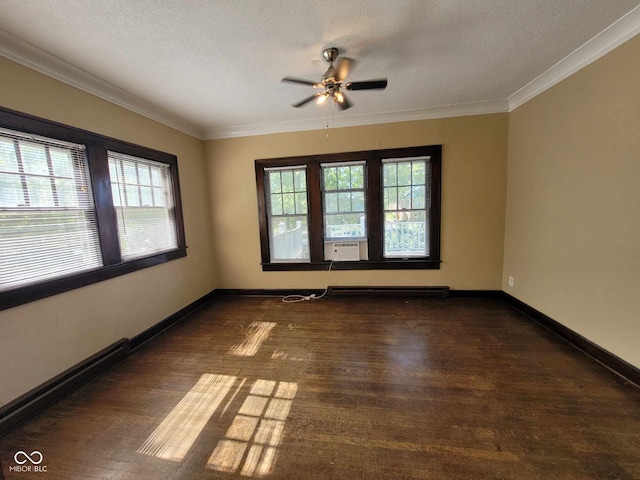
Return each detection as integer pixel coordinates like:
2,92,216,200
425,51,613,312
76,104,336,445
1,0,639,138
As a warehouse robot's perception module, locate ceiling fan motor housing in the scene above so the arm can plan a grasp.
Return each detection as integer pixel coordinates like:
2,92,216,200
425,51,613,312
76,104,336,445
322,65,338,84
322,47,339,64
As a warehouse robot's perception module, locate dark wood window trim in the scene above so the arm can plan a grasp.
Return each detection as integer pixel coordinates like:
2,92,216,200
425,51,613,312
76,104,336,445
255,145,441,271
0,106,187,311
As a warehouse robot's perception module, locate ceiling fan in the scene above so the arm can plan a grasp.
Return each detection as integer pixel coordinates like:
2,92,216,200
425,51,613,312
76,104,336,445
282,47,387,110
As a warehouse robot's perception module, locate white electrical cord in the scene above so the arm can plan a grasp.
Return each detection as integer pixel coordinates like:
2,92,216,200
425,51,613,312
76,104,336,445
282,260,334,303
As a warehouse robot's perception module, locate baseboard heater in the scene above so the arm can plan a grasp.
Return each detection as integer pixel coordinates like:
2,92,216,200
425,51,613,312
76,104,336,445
0,338,130,436
327,286,450,298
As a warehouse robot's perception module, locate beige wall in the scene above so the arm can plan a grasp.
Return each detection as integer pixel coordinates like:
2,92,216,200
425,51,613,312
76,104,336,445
0,58,217,405
206,114,509,290
503,35,640,368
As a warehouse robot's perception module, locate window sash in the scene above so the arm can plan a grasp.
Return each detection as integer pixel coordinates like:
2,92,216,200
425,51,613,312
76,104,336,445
321,162,367,241
382,157,430,258
108,151,179,261
265,166,310,262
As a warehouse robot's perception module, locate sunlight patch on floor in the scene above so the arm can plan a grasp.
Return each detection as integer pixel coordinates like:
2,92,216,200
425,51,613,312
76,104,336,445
229,322,277,357
207,379,298,476
137,374,236,462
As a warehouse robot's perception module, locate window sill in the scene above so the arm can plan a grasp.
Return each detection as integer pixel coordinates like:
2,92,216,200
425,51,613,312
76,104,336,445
261,259,440,271
0,247,187,311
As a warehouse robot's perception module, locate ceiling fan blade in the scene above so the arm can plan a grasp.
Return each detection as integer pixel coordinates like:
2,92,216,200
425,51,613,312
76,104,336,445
292,93,323,108
344,79,388,91
282,77,321,87
337,93,352,110
335,57,356,83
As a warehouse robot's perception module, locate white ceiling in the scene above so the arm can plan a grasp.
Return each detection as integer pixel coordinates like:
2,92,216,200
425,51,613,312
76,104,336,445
1,1,639,139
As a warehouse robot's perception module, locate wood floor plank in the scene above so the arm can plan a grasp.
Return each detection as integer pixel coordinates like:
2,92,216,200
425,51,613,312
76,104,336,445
1,297,639,479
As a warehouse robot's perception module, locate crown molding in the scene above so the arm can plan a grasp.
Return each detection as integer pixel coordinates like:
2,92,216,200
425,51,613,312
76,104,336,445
3,2,638,142
0,29,205,139
508,5,640,111
204,99,510,140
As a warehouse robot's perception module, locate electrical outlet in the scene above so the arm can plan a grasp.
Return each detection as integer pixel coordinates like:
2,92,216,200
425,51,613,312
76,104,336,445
508,276,514,287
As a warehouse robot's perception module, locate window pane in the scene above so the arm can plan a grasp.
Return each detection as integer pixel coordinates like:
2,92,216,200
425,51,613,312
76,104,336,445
126,185,140,206
294,170,306,191
281,171,294,192
324,167,337,190
412,161,425,184
397,162,412,186
270,194,282,215
0,139,19,172
20,142,49,175
412,186,425,209
0,173,25,207
55,178,78,207
26,177,55,207
108,152,178,261
50,147,74,177
111,183,122,207
351,166,364,189
269,216,309,261
295,192,307,214
325,213,365,239
383,187,396,210
138,165,151,186
109,161,121,182
0,210,103,291
123,161,137,184
153,187,165,207
140,186,153,206
352,191,365,211
383,163,396,186
338,192,352,212
337,167,350,190
384,211,428,258
151,167,162,186
398,186,411,210
325,192,338,213
269,171,281,193
282,193,295,215
114,208,177,260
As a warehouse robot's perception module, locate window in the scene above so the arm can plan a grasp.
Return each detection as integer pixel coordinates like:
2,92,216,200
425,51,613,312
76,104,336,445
264,166,309,262
382,157,429,258
322,162,366,240
0,129,102,290
255,145,441,271
0,107,187,310
108,152,178,260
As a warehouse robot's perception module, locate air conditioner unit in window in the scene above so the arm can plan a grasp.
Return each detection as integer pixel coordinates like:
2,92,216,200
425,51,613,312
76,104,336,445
331,242,360,261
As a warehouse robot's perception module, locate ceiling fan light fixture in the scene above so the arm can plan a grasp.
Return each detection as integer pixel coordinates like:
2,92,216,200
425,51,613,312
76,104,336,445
283,47,387,111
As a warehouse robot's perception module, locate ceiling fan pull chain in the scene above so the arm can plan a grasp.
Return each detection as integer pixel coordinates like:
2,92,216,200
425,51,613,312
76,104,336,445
326,100,330,138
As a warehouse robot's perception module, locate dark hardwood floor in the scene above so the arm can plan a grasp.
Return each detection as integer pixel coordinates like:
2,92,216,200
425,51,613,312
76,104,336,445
1,296,639,479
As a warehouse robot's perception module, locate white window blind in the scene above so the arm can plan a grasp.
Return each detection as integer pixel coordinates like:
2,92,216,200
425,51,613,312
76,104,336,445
0,128,103,291
107,151,178,261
